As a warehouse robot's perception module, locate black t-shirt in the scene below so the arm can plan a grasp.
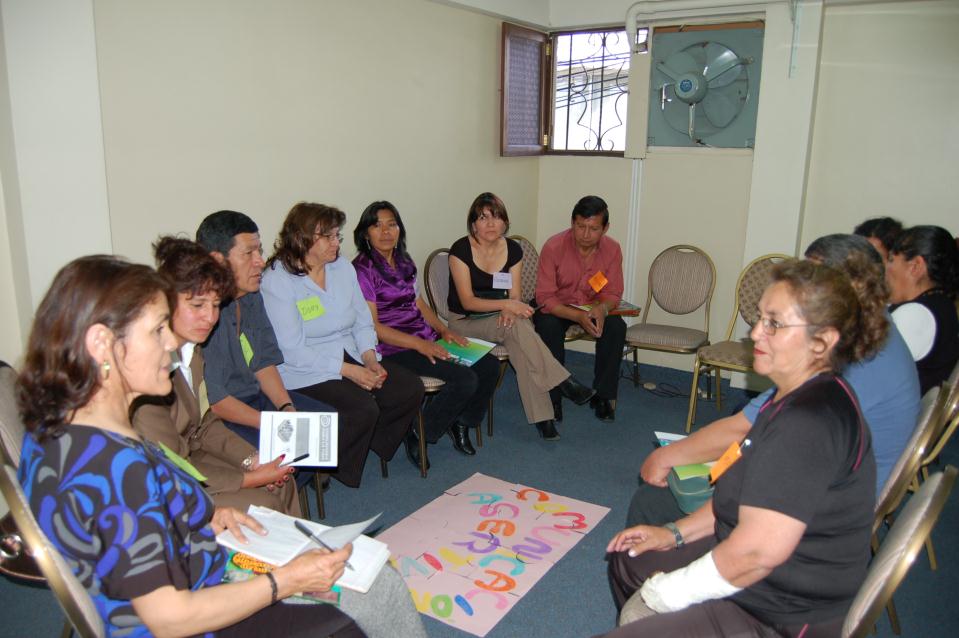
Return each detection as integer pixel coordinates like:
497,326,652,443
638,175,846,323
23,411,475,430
447,236,523,315
712,373,876,627
890,289,959,394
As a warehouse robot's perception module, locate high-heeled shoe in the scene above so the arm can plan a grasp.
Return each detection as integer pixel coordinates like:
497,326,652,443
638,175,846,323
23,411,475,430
557,376,596,405
404,429,430,470
448,422,476,456
535,420,560,440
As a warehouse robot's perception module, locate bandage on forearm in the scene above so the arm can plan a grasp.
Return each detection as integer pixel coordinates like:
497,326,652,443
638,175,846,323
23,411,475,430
639,550,742,613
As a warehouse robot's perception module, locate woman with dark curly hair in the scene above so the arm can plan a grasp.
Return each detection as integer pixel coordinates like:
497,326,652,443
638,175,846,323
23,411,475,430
260,202,425,485
16,255,365,637
352,200,500,458
603,259,883,637
885,224,959,394
131,236,300,515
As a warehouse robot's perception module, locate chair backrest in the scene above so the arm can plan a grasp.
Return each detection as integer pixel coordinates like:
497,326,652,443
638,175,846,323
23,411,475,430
641,245,717,332
508,235,540,304
843,465,958,638
0,363,24,467
874,386,947,530
424,248,451,322
0,464,105,637
722,253,792,340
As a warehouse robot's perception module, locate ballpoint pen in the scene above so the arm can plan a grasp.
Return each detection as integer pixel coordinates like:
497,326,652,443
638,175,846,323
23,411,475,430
294,520,355,570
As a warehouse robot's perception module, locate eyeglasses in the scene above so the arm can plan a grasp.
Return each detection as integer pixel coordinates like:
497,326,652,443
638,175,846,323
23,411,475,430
314,231,343,244
757,316,817,336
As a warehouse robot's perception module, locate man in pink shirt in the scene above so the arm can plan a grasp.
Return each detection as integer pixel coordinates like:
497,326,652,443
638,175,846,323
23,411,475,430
534,195,627,422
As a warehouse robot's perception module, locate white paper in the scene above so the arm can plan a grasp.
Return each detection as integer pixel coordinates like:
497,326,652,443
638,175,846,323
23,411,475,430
258,411,337,467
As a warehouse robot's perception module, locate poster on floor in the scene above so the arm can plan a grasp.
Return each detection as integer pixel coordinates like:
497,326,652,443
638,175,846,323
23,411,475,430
377,472,610,637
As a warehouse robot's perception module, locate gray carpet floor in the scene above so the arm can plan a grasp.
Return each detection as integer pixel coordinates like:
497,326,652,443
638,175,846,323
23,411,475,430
2,351,957,637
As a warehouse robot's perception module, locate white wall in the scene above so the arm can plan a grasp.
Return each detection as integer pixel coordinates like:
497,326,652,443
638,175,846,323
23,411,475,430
801,0,959,243
95,0,539,274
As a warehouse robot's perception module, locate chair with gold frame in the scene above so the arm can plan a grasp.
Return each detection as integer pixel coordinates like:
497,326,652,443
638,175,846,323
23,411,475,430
625,245,716,388
685,253,791,432
0,463,105,638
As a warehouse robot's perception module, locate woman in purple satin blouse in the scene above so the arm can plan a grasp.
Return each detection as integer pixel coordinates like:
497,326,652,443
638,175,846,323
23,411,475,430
352,201,500,458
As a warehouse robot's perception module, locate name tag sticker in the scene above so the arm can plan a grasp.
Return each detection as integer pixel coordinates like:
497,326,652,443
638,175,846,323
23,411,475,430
492,272,512,290
297,296,325,321
158,441,208,482
709,439,747,483
239,333,254,366
588,271,609,293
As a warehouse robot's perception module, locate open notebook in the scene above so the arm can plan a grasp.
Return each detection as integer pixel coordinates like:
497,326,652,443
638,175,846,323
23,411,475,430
216,506,389,594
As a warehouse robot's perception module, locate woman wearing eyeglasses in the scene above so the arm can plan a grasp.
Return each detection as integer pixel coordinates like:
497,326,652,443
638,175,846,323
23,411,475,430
260,202,425,486
601,258,883,638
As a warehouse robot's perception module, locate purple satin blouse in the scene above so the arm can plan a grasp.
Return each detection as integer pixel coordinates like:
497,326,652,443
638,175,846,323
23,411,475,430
353,251,438,356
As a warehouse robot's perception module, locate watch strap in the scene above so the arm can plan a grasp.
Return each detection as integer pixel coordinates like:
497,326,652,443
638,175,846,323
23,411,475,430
664,521,684,548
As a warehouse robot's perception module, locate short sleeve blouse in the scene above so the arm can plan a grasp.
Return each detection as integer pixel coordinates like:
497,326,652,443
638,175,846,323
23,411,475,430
19,426,226,637
447,236,523,315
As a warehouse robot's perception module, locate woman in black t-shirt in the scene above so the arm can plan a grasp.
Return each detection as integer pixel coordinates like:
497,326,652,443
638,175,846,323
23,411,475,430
446,192,595,441
602,258,886,638
885,225,959,394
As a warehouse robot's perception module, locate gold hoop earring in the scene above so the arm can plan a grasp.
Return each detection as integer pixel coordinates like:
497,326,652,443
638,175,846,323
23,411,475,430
101,361,111,381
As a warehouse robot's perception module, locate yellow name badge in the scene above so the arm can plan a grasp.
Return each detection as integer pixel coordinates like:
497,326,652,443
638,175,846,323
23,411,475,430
158,441,208,482
709,439,748,483
296,296,325,321
239,333,254,366
588,271,608,293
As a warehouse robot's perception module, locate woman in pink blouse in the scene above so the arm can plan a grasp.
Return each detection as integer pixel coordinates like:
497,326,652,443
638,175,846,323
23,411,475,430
352,201,500,458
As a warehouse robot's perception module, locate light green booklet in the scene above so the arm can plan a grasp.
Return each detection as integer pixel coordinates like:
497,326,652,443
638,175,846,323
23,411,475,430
438,337,496,366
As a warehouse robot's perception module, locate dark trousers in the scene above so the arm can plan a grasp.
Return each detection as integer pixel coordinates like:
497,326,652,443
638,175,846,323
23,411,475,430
533,311,627,401
222,390,333,490
625,481,686,528
602,538,843,638
292,358,424,488
384,349,500,443
217,597,365,637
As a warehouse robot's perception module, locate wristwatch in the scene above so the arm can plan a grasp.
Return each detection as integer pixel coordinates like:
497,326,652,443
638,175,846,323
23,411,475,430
664,521,685,548
241,453,256,471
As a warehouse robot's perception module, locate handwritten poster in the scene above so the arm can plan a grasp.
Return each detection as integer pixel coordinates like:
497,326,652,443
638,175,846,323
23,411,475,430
377,473,610,636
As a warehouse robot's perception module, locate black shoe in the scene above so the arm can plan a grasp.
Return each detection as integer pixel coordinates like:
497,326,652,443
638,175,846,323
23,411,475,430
552,399,563,422
591,396,615,422
535,420,561,440
404,429,430,470
558,377,596,405
448,422,476,456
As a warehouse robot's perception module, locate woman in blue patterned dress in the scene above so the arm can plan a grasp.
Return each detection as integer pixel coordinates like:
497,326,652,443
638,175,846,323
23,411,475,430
16,255,364,637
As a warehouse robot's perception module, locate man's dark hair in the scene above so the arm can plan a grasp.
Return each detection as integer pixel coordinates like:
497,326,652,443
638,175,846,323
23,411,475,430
196,210,258,255
571,195,609,226
853,216,903,253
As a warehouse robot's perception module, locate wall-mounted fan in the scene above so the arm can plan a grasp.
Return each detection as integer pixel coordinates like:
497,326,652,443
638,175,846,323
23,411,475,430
647,26,764,148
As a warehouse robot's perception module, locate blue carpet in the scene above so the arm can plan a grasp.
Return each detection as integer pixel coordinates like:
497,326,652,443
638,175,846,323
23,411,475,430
2,351,958,637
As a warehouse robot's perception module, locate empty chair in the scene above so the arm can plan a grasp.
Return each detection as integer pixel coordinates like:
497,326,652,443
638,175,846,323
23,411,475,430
626,245,716,387
685,253,790,432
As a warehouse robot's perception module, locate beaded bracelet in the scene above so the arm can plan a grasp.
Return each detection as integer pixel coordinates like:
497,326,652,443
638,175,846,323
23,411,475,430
265,571,278,605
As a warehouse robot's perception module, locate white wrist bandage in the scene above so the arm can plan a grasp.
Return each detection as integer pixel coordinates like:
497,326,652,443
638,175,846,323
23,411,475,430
639,550,743,613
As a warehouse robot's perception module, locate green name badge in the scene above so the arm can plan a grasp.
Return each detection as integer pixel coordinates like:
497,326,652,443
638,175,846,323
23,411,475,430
158,441,208,482
297,296,325,321
239,333,254,366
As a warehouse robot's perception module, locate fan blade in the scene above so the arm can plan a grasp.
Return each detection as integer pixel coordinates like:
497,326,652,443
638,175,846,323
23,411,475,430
661,50,700,76
702,89,739,128
704,43,744,88
656,61,681,81
705,56,743,85
688,103,696,141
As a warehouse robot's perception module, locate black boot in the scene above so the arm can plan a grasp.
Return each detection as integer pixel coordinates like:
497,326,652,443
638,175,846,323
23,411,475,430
535,420,560,440
448,422,476,456
552,398,563,422
404,429,430,470
557,376,596,405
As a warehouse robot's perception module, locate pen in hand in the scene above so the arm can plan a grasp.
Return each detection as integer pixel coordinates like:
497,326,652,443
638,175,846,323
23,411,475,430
278,453,309,468
294,520,355,571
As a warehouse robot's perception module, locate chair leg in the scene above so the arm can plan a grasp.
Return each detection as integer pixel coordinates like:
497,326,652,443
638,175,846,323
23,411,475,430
489,361,508,437
60,621,74,638
313,472,326,520
885,597,902,635
298,485,310,519
476,410,484,447
686,358,703,433
417,410,428,479
714,368,723,412
380,458,388,478
632,347,640,388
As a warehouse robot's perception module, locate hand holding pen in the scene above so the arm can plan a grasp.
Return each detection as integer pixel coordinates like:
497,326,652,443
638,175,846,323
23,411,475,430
295,520,355,570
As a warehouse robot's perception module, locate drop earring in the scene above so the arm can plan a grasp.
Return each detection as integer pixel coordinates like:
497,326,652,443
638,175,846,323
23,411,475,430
101,361,111,380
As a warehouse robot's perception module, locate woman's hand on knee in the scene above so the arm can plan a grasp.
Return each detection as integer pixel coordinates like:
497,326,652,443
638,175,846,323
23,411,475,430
607,525,676,557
